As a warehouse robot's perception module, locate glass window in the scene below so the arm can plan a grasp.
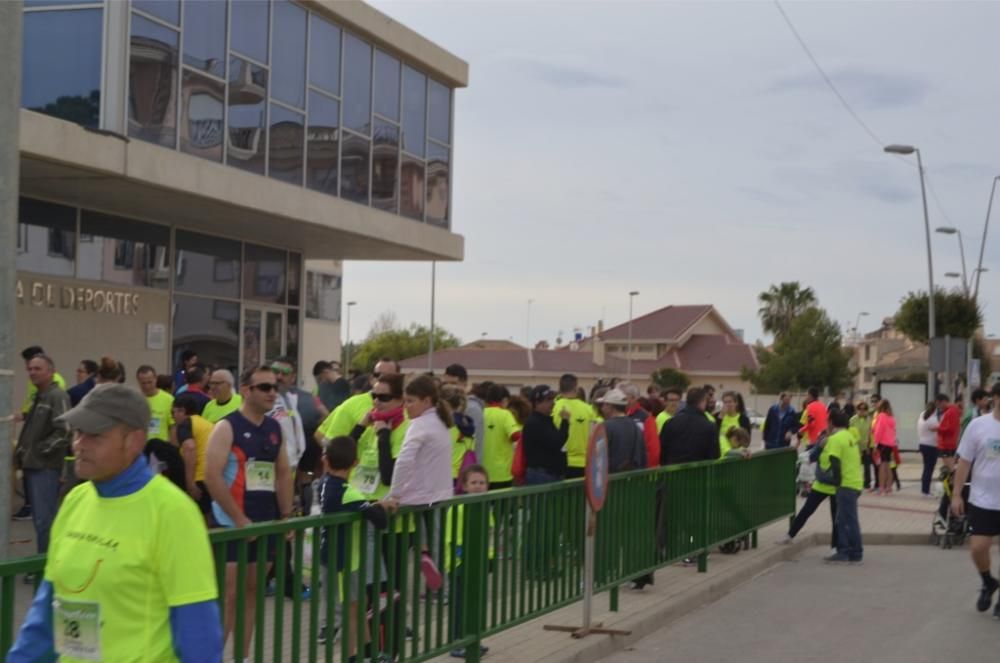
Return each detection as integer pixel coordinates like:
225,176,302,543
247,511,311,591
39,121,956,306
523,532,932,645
180,70,225,162
128,13,179,147
244,244,286,304
288,252,302,306
22,9,102,128
372,120,399,214
77,210,170,289
342,33,371,135
227,56,268,174
400,156,424,221
426,142,449,227
308,14,340,95
230,0,269,64
16,198,76,277
24,1,102,5
306,90,339,196
182,0,226,78
172,294,239,375
402,65,425,156
428,79,451,145
271,0,306,108
174,230,241,299
268,103,304,185
132,0,179,25
340,132,370,205
305,271,341,321
374,50,400,122
286,308,300,363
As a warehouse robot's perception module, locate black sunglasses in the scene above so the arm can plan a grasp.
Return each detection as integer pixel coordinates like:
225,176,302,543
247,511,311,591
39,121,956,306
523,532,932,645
251,383,278,393
372,392,395,402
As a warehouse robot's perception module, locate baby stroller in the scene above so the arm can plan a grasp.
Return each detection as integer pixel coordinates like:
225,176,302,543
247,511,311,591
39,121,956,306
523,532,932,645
931,465,969,549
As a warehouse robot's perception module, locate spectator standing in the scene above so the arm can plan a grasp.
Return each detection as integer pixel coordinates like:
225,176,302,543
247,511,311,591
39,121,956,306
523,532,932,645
620,382,660,466
717,391,751,457
950,382,1000,618
137,365,175,442
655,387,683,434
554,373,594,479
936,393,961,471
597,389,647,472
67,359,98,406
18,345,67,415
818,409,864,564
181,366,211,413
799,387,829,447
14,355,71,554
173,394,214,518
314,360,350,412
482,384,522,489
203,369,242,423
962,388,992,437
872,399,898,495
850,401,875,490
660,387,720,465
316,359,398,443
173,349,198,395
917,401,940,497
762,392,798,449
522,385,569,484
269,358,309,499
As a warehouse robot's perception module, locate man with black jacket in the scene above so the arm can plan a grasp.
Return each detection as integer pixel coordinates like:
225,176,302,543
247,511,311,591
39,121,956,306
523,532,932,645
660,387,720,466
522,385,569,484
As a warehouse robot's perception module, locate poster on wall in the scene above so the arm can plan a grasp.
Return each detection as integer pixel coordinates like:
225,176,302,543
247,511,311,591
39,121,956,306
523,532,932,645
146,323,166,351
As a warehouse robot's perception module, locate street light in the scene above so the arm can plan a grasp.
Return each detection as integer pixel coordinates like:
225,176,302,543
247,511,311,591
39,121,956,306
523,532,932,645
935,226,969,296
627,291,639,380
855,311,870,334
974,177,1000,300
885,144,936,398
344,300,357,370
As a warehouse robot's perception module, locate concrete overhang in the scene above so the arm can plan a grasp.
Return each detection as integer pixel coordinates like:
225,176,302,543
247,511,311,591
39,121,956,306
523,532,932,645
18,110,465,262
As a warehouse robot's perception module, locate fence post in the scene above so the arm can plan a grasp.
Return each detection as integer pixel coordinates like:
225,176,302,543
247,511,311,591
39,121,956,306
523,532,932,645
463,499,489,663
698,464,711,573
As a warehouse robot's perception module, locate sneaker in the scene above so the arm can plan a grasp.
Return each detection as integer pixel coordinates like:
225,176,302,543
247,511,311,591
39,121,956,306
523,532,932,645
420,552,443,591
829,548,838,557
977,577,999,612
450,645,488,659
775,536,793,545
317,625,339,643
681,557,696,567
12,505,31,521
823,554,850,564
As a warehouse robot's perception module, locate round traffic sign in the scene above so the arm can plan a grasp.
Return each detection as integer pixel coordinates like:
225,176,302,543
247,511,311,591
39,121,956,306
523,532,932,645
585,422,609,512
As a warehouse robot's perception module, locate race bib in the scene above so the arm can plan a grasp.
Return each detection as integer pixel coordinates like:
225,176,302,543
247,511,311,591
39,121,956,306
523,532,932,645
147,417,161,437
351,465,380,494
245,460,275,492
987,439,1000,459
54,598,101,661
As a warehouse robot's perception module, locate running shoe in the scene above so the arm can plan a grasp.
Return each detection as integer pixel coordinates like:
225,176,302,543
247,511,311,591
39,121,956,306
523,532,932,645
12,505,31,521
977,577,999,612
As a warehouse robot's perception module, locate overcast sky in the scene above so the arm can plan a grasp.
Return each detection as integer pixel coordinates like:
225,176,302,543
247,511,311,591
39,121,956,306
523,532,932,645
350,0,1000,349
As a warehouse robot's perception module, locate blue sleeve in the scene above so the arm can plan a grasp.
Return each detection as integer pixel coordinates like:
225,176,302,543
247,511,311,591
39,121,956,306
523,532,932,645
6,580,57,663
169,600,223,663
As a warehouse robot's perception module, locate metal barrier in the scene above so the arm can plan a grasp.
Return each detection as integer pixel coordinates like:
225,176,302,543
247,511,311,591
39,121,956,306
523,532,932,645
1,448,796,662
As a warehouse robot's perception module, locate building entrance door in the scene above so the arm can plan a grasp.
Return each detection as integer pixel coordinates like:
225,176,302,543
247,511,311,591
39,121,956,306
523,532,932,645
242,306,286,375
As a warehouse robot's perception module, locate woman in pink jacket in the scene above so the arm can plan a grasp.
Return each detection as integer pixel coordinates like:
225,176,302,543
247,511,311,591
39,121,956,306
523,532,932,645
873,399,898,495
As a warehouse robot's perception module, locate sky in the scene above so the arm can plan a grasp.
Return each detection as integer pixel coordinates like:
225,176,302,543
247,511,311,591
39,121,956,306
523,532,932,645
347,0,1000,349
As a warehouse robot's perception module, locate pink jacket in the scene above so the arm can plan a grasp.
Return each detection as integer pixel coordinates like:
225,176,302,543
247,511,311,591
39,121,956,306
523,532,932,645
873,413,897,448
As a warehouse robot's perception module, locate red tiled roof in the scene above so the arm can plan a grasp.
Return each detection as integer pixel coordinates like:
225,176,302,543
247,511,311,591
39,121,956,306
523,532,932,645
598,305,713,341
676,334,758,372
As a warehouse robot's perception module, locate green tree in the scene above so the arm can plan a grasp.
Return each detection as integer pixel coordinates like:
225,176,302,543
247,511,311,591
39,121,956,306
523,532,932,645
757,282,817,341
744,307,854,393
893,289,982,344
349,322,460,372
650,367,691,392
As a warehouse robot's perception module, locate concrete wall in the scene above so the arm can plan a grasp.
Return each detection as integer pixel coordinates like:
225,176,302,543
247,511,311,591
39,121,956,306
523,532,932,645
13,271,170,402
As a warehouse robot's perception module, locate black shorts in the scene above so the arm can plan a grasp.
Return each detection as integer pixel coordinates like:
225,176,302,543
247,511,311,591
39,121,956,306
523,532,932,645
876,445,894,462
195,480,212,515
225,532,278,564
968,504,1000,537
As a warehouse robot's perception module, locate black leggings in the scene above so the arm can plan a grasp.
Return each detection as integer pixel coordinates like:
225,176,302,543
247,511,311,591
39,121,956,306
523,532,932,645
919,445,939,495
788,490,838,548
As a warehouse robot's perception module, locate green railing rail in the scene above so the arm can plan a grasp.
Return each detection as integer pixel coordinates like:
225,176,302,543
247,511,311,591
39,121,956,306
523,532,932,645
1,448,796,662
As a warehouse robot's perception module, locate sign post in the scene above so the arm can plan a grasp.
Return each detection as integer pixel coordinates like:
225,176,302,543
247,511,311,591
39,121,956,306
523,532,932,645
544,423,631,639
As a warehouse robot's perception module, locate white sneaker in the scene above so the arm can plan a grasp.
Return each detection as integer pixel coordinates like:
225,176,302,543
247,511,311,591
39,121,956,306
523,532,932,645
829,548,838,556
775,536,793,545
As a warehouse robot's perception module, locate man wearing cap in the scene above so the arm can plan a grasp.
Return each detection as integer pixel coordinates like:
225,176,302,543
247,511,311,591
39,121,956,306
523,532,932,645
522,385,569,484
596,388,647,473
8,384,222,663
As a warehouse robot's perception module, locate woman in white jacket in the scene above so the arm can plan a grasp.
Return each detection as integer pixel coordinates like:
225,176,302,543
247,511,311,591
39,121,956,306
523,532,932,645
382,375,454,590
917,401,940,497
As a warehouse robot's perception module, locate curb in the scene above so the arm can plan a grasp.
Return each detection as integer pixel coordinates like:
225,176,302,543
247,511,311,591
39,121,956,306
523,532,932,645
545,531,930,663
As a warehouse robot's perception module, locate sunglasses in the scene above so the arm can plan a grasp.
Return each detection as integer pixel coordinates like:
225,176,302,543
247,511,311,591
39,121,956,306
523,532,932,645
372,392,395,402
250,383,278,393
270,366,293,375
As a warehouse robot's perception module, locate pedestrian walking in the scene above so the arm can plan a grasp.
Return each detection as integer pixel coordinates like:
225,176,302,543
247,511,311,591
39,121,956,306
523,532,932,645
917,401,940,497
872,399,897,495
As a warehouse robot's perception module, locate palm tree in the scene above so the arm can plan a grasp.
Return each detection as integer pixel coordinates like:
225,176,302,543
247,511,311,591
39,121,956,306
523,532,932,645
758,282,817,340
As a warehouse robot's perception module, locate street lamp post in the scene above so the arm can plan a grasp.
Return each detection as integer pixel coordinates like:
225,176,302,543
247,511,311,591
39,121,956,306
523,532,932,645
627,291,639,380
974,177,999,300
885,144,936,399
936,227,969,296
344,300,357,370
854,311,870,336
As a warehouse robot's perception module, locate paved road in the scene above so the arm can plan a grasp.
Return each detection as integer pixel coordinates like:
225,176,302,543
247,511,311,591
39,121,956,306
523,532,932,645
599,545,998,663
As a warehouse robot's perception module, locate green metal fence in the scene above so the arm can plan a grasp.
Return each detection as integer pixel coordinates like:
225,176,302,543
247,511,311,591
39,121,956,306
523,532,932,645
1,448,795,662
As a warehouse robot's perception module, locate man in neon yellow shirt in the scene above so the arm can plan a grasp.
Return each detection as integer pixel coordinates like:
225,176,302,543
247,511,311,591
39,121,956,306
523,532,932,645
137,365,175,442
820,409,863,564
8,384,222,662
553,373,593,479
202,368,242,423
655,387,682,433
483,384,522,489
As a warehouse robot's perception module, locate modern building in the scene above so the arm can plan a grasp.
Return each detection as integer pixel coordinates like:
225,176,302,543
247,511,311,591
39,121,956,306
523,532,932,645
14,0,466,396
400,305,758,395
